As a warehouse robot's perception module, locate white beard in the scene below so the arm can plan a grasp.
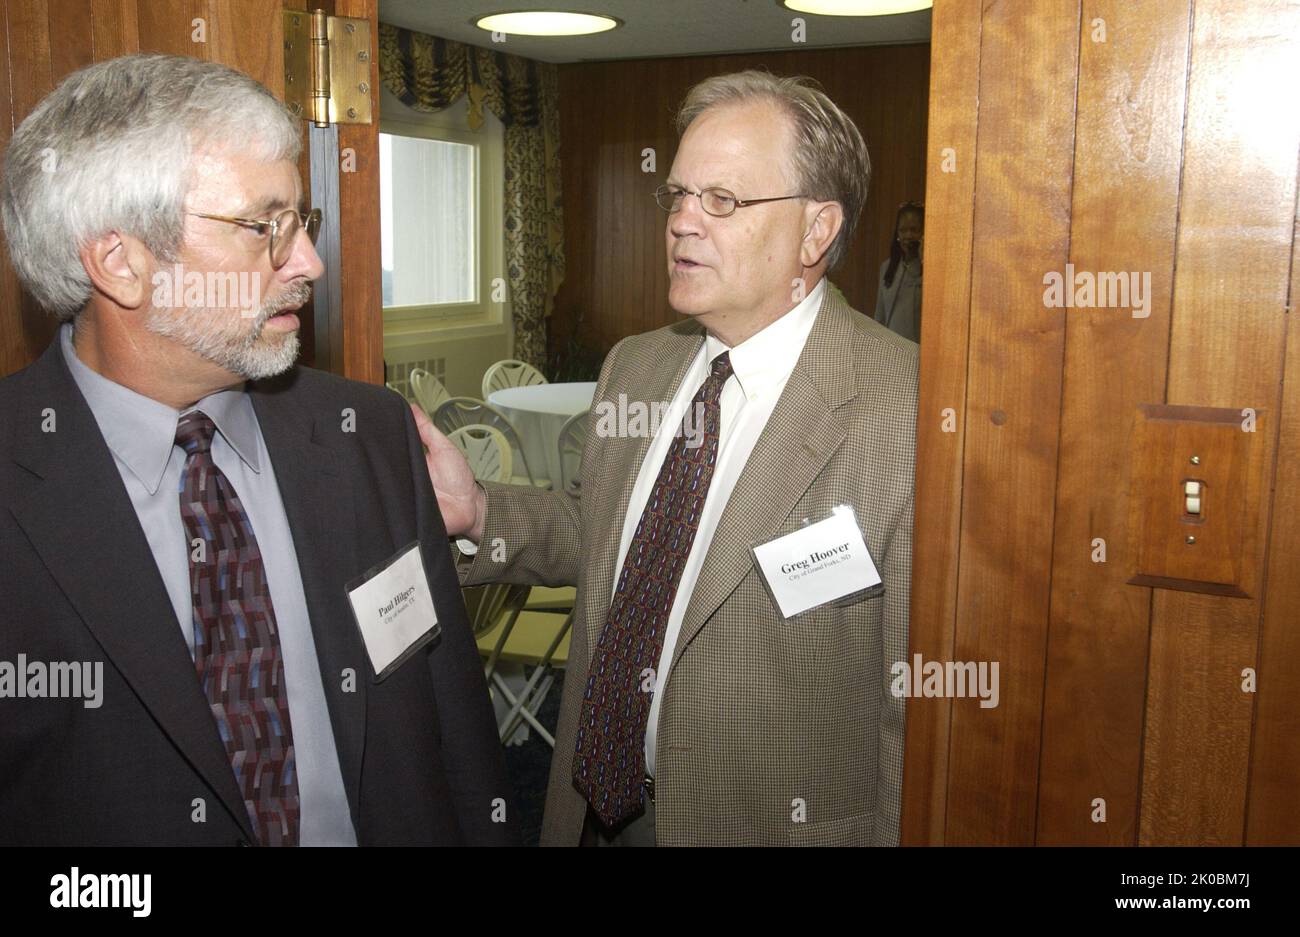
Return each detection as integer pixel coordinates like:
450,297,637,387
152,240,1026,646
145,280,310,380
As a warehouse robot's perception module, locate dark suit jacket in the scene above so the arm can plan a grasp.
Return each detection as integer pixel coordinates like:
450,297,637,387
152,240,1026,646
0,338,515,846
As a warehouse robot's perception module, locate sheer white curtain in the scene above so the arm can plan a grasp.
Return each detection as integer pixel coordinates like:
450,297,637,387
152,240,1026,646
380,132,476,307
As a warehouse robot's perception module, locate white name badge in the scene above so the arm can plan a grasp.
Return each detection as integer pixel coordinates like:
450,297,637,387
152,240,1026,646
752,505,883,619
345,541,441,681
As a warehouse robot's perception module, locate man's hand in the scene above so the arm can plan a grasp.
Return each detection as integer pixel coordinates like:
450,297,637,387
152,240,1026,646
410,402,486,543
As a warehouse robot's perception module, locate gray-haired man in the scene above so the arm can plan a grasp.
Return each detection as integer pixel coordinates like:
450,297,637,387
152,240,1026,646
0,53,513,846
416,71,917,846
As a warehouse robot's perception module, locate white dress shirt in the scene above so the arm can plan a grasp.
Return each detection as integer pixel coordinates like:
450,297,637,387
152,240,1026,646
618,278,826,776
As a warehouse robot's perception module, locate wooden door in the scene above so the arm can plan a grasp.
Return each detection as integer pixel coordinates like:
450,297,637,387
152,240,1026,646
0,0,383,383
904,0,1300,846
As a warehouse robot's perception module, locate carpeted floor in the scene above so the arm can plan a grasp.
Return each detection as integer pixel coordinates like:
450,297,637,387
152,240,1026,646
500,672,564,846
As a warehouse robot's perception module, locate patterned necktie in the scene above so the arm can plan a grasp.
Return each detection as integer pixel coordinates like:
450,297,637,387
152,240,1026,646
176,410,300,846
573,351,734,829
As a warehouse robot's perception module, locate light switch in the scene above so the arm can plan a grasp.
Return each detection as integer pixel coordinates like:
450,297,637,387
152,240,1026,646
1128,403,1269,598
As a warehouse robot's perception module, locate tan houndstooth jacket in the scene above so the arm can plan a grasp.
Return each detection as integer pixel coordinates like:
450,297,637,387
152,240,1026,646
459,287,917,846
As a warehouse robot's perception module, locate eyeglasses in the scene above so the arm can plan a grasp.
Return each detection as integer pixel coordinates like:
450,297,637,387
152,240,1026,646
188,207,323,268
654,184,806,218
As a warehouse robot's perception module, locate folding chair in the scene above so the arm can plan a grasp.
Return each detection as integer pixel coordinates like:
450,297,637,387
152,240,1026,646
409,367,451,417
482,358,547,399
557,409,589,499
447,424,512,483
464,582,572,747
433,396,548,489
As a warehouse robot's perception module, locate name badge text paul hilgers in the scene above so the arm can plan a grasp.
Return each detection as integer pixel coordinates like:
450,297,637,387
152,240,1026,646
379,586,417,619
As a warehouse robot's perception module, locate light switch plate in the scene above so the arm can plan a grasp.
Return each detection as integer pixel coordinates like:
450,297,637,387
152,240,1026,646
1128,404,1268,598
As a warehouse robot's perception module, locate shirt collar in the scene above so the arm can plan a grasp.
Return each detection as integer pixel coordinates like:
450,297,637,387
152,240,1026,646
60,323,262,494
704,277,826,400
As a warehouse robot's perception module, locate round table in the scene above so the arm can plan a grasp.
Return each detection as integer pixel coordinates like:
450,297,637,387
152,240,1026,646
488,382,596,487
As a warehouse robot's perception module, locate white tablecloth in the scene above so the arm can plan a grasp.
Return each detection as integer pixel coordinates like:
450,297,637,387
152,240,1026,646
489,382,596,487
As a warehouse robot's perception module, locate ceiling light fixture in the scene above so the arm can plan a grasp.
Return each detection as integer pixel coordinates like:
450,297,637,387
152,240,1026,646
473,10,621,37
781,0,932,15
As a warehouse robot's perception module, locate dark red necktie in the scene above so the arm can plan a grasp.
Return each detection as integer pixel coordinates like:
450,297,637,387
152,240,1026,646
176,410,300,846
573,352,733,829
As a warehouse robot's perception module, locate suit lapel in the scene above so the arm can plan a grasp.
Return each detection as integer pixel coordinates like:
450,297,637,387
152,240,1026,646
582,325,705,657
247,375,366,822
582,291,861,672
8,341,256,840
670,288,859,674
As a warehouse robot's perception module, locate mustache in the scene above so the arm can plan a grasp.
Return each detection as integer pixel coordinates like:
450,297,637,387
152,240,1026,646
250,281,312,324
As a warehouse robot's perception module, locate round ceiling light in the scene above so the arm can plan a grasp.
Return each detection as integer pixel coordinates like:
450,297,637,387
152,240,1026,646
782,0,932,15
474,11,620,36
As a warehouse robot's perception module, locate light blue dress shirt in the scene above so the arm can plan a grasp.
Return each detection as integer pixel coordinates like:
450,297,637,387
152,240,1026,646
60,323,357,846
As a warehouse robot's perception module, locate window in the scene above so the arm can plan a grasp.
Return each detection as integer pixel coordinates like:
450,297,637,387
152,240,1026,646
379,94,505,326
381,134,475,306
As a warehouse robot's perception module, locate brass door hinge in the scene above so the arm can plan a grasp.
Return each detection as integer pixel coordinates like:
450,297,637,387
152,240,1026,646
283,8,373,127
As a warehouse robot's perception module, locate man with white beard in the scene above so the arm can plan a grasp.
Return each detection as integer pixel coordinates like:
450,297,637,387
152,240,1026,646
0,53,513,846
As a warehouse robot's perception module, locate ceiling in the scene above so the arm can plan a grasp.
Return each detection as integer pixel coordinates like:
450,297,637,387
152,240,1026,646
378,0,932,64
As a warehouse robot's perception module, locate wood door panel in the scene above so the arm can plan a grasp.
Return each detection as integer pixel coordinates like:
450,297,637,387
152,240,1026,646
1036,0,1191,847
1139,0,1300,845
906,0,1300,845
944,0,1079,847
900,0,981,847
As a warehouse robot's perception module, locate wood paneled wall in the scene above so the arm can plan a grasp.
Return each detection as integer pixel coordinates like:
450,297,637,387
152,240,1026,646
552,44,930,358
904,0,1300,845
